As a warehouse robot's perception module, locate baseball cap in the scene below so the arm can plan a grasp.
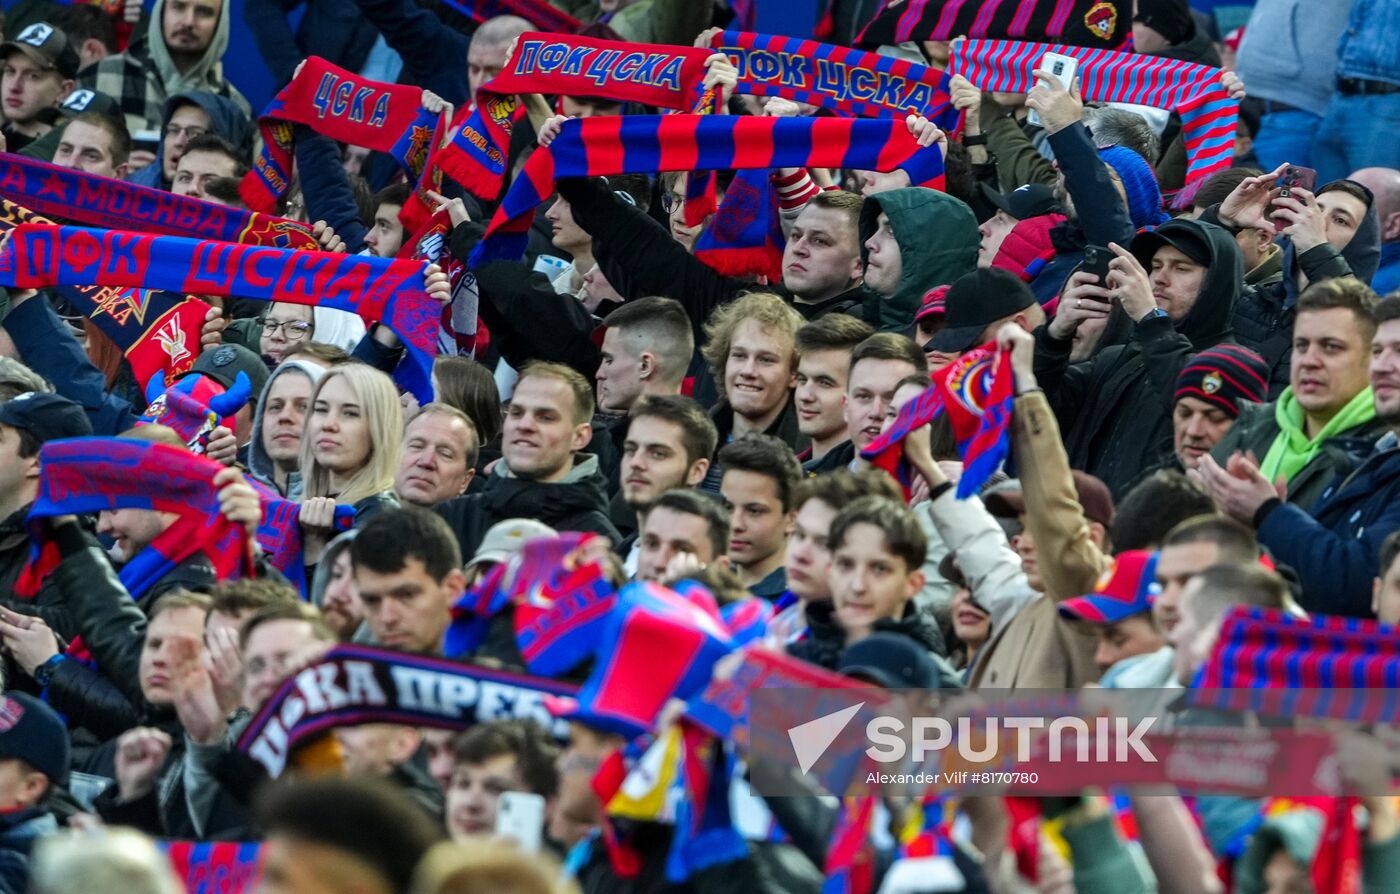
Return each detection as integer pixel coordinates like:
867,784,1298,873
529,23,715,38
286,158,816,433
191,344,270,400
839,632,949,689
0,392,92,443
1058,550,1161,624
0,23,80,80
466,519,557,570
914,285,948,324
984,470,1116,528
58,87,124,125
1129,218,1213,272
980,183,1062,220
926,268,1037,354
0,691,70,786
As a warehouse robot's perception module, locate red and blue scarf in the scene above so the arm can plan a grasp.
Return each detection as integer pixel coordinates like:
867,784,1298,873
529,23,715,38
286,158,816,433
951,38,1238,181
137,372,252,452
0,224,441,403
15,438,255,601
711,30,959,126
240,57,442,226
0,153,317,248
248,479,356,597
690,168,785,281
472,114,946,265
0,198,211,388
159,841,263,894
434,32,718,200
861,344,1015,499
858,0,1129,49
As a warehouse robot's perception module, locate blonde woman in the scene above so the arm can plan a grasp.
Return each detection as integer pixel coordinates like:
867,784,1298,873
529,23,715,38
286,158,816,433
300,363,404,563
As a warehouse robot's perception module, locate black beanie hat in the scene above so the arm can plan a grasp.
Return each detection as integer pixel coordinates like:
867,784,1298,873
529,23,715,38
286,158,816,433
1133,0,1195,46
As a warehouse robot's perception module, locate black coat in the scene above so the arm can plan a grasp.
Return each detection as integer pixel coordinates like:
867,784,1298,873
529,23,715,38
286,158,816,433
787,600,955,670
435,455,621,560
1035,219,1243,499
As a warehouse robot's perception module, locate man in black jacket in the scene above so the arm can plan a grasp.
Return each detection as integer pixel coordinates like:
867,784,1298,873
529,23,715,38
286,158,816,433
1036,217,1243,498
436,362,620,560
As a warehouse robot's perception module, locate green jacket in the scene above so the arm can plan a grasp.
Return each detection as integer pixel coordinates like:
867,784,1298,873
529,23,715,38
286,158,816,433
1210,397,1389,513
857,188,979,332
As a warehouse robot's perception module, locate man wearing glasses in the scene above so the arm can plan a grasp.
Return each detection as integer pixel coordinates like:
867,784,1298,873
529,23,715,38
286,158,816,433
256,304,315,367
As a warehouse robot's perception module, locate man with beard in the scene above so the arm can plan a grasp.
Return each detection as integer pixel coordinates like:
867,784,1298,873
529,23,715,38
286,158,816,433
613,395,715,560
1196,294,1400,618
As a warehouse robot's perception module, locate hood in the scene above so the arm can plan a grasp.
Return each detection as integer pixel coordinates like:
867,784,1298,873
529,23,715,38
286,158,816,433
484,453,612,522
860,187,979,332
1233,806,1325,894
1149,18,1222,67
992,213,1067,282
1280,180,1382,305
146,0,233,97
247,360,329,495
145,89,254,182
1130,218,1242,350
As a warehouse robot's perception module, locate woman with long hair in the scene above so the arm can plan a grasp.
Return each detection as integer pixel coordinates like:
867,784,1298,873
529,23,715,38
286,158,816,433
299,364,403,549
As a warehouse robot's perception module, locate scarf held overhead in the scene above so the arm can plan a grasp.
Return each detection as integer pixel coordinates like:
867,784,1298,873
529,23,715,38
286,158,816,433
237,645,579,777
950,39,1239,182
472,114,946,265
711,31,958,126
241,56,439,213
16,438,254,601
0,153,317,248
0,224,441,403
0,199,211,388
858,0,1129,49
434,32,718,199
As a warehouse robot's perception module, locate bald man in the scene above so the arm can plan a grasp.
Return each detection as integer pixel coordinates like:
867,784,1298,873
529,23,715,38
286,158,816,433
1350,167,1400,295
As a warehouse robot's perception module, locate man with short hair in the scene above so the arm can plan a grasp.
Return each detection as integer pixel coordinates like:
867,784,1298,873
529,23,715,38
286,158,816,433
0,23,79,150
1197,294,1400,618
78,0,250,134
1168,563,1292,687
170,131,244,200
718,434,802,599
1349,167,1400,294
839,333,928,469
256,777,442,894
127,91,253,191
51,109,129,177
395,404,478,509
1039,217,1243,497
1210,277,1387,511
794,314,875,472
363,182,409,259
616,394,715,555
1153,515,1261,636
446,719,559,843
437,362,620,560
860,187,979,332
1187,167,1281,288
595,297,694,415
925,268,1046,372
352,507,465,655
635,489,728,584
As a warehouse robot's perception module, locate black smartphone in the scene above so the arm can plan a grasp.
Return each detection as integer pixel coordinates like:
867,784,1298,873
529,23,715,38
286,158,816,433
1272,165,1318,231
1081,244,1112,284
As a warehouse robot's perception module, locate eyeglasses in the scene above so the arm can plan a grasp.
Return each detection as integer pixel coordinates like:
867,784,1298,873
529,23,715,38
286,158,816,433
163,124,208,141
259,319,313,340
660,191,685,214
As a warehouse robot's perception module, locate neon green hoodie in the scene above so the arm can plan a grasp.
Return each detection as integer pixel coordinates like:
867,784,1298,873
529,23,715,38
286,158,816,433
1260,385,1377,484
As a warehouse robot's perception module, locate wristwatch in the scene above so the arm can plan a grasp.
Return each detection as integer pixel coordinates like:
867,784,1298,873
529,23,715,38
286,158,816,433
34,653,65,688
1139,307,1169,323
962,134,988,147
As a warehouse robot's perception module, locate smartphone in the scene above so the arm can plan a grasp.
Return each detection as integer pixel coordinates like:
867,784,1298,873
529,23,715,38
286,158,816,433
495,791,545,853
132,129,161,154
1271,165,1318,232
1081,244,1112,284
1027,52,1079,128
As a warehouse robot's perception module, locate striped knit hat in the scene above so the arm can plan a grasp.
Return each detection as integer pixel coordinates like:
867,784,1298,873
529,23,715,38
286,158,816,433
1174,344,1269,418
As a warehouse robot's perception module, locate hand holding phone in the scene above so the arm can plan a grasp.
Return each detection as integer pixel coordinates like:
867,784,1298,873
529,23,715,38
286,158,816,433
1081,245,1112,284
1271,165,1317,232
1027,52,1078,128
495,791,545,853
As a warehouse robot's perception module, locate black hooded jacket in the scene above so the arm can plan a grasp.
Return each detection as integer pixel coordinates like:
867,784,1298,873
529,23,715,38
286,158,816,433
1202,182,1382,397
1034,219,1243,498
786,600,954,672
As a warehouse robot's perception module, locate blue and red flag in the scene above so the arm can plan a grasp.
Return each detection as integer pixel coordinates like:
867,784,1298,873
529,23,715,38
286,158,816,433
861,343,1015,499
159,840,264,894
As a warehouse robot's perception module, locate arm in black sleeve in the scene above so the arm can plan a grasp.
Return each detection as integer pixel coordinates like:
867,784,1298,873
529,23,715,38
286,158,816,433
294,125,368,253
555,177,742,346
1033,322,1091,429
243,0,303,87
350,0,468,103
475,261,600,376
44,659,143,741
1048,123,1135,248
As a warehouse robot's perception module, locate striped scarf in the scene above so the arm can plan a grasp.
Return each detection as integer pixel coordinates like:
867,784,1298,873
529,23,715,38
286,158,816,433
249,480,356,597
0,153,317,248
470,114,946,266
159,841,263,894
16,438,254,601
240,56,441,221
951,38,1238,182
0,224,441,404
861,345,1015,499
711,30,958,126
1189,607,1400,724
433,32,717,200
858,0,1129,49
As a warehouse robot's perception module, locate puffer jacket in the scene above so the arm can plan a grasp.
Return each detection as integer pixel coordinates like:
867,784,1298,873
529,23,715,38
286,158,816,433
857,188,979,332
1036,218,1243,498
1201,182,1382,397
